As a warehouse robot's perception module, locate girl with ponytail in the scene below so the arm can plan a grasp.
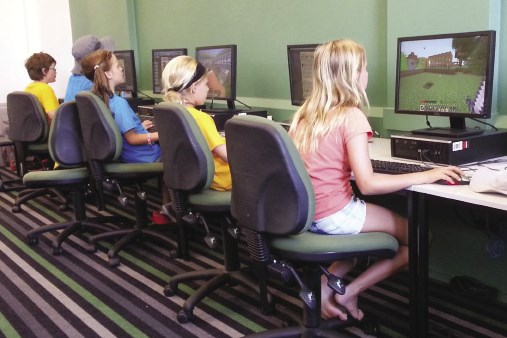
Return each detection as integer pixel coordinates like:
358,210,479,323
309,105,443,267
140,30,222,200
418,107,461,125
81,50,172,223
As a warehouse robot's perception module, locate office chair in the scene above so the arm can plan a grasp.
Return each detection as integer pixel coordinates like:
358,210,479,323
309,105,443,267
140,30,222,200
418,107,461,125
24,101,115,254
75,91,176,267
153,102,268,323
225,115,399,337
3,91,66,212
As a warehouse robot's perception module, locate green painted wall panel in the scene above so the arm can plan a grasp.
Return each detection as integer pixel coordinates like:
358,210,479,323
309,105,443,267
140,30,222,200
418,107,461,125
68,0,505,126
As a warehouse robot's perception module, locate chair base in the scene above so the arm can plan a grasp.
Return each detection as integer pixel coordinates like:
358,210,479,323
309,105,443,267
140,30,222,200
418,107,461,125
13,187,68,213
27,220,116,255
88,225,178,267
164,267,273,323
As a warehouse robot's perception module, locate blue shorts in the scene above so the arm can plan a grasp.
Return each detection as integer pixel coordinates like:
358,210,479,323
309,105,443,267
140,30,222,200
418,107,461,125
310,195,366,235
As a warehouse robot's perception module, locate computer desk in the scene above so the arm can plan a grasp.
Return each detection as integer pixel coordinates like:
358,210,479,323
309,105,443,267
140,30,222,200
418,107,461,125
369,138,507,337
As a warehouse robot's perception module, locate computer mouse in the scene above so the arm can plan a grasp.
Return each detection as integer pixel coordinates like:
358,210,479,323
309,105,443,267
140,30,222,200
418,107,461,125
435,177,470,185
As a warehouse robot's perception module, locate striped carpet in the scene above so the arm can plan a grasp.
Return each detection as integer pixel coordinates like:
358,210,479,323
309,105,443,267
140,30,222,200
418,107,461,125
0,167,506,338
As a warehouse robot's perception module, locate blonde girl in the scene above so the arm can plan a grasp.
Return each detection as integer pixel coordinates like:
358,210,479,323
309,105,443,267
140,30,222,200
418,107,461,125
290,39,463,321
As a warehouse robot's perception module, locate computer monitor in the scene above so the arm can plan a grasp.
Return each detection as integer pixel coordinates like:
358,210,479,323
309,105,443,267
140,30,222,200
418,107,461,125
152,48,187,94
114,50,138,98
395,30,496,138
287,44,319,106
195,44,237,109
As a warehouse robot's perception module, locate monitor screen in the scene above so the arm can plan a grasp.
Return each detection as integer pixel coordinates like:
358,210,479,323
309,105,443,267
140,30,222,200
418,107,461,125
287,44,319,106
114,50,138,98
395,30,496,137
195,45,237,102
152,48,187,94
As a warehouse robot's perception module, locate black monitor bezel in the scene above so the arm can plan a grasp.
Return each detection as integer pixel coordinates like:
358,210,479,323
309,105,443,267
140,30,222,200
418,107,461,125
151,48,188,94
195,44,237,102
394,30,496,121
114,50,138,97
287,43,319,106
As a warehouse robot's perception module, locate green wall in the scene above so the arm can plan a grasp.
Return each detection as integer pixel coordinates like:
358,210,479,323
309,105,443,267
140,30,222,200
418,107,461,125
132,0,387,121
69,0,505,127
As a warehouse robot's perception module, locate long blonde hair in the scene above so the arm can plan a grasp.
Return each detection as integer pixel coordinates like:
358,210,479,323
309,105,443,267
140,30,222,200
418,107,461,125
289,39,369,154
161,55,206,105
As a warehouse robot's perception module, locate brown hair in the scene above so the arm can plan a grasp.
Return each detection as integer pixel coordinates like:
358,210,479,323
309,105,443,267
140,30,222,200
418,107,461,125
81,49,114,105
24,52,56,81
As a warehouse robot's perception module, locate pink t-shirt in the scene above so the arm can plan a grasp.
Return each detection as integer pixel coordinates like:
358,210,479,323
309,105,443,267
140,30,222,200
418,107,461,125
299,108,372,220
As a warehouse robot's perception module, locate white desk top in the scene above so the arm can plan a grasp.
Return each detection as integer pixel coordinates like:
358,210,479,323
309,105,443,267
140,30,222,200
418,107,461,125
369,138,507,212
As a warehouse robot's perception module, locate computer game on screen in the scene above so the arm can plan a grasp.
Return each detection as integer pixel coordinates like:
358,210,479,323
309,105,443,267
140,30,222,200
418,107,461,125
397,31,494,117
196,45,237,101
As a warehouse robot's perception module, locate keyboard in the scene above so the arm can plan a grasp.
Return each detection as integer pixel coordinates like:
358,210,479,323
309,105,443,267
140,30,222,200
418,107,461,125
138,114,157,132
371,159,432,174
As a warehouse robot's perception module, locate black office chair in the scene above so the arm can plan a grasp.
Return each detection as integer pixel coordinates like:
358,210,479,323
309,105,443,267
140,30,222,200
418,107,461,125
153,102,268,323
75,91,176,267
3,91,66,212
24,101,115,254
225,115,399,337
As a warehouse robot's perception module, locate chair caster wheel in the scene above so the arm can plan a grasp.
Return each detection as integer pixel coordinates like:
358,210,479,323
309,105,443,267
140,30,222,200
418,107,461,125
27,235,39,246
359,317,379,335
52,245,63,255
168,249,178,258
85,244,97,253
163,284,177,296
12,205,21,213
177,310,192,323
108,256,120,268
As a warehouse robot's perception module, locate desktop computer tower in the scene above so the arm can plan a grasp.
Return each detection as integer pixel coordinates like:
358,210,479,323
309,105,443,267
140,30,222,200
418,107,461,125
136,105,268,132
201,109,268,131
126,98,155,112
391,130,507,165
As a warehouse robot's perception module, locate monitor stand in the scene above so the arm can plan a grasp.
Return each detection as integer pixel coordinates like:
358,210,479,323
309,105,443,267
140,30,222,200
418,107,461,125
410,116,483,138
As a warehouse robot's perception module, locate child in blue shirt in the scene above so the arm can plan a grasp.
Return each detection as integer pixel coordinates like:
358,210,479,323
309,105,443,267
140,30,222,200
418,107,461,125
81,49,172,223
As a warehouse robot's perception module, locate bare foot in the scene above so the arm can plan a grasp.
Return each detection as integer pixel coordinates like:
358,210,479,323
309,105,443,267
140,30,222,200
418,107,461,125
334,293,364,321
321,284,348,320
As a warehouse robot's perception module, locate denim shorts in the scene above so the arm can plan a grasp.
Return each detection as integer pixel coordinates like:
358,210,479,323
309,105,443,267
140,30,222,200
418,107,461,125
310,195,366,235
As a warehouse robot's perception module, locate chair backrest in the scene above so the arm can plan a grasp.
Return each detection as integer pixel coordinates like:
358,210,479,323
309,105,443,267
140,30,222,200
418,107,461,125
75,91,122,162
225,115,315,236
6,91,49,143
48,101,86,168
153,102,214,192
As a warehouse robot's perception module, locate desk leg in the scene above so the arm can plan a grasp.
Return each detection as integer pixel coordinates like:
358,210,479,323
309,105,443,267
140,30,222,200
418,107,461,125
417,193,429,335
407,191,420,337
408,191,429,337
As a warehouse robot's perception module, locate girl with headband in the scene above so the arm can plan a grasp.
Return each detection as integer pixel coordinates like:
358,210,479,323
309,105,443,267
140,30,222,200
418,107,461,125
161,55,231,192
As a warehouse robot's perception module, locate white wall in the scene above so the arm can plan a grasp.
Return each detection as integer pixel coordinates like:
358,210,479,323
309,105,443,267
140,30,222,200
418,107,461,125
0,0,73,103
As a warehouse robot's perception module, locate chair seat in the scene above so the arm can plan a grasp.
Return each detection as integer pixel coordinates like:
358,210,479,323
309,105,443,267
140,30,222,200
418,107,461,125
270,231,399,262
23,167,89,188
188,189,231,211
104,162,163,177
27,143,49,153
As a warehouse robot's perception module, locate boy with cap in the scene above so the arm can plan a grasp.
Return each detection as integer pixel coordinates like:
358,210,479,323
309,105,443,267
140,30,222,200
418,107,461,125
64,34,115,102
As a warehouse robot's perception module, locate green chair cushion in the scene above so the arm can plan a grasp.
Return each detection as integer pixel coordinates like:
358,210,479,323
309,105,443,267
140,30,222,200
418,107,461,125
270,231,399,262
104,162,164,176
23,167,88,188
27,143,49,153
188,189,231,211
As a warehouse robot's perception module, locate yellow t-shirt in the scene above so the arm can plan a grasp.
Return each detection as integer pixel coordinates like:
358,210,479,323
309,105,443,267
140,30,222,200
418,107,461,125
187,107,232,191
25,82,59,120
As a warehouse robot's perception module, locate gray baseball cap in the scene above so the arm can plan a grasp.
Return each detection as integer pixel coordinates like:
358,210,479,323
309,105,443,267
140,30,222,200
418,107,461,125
71,34,115,74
